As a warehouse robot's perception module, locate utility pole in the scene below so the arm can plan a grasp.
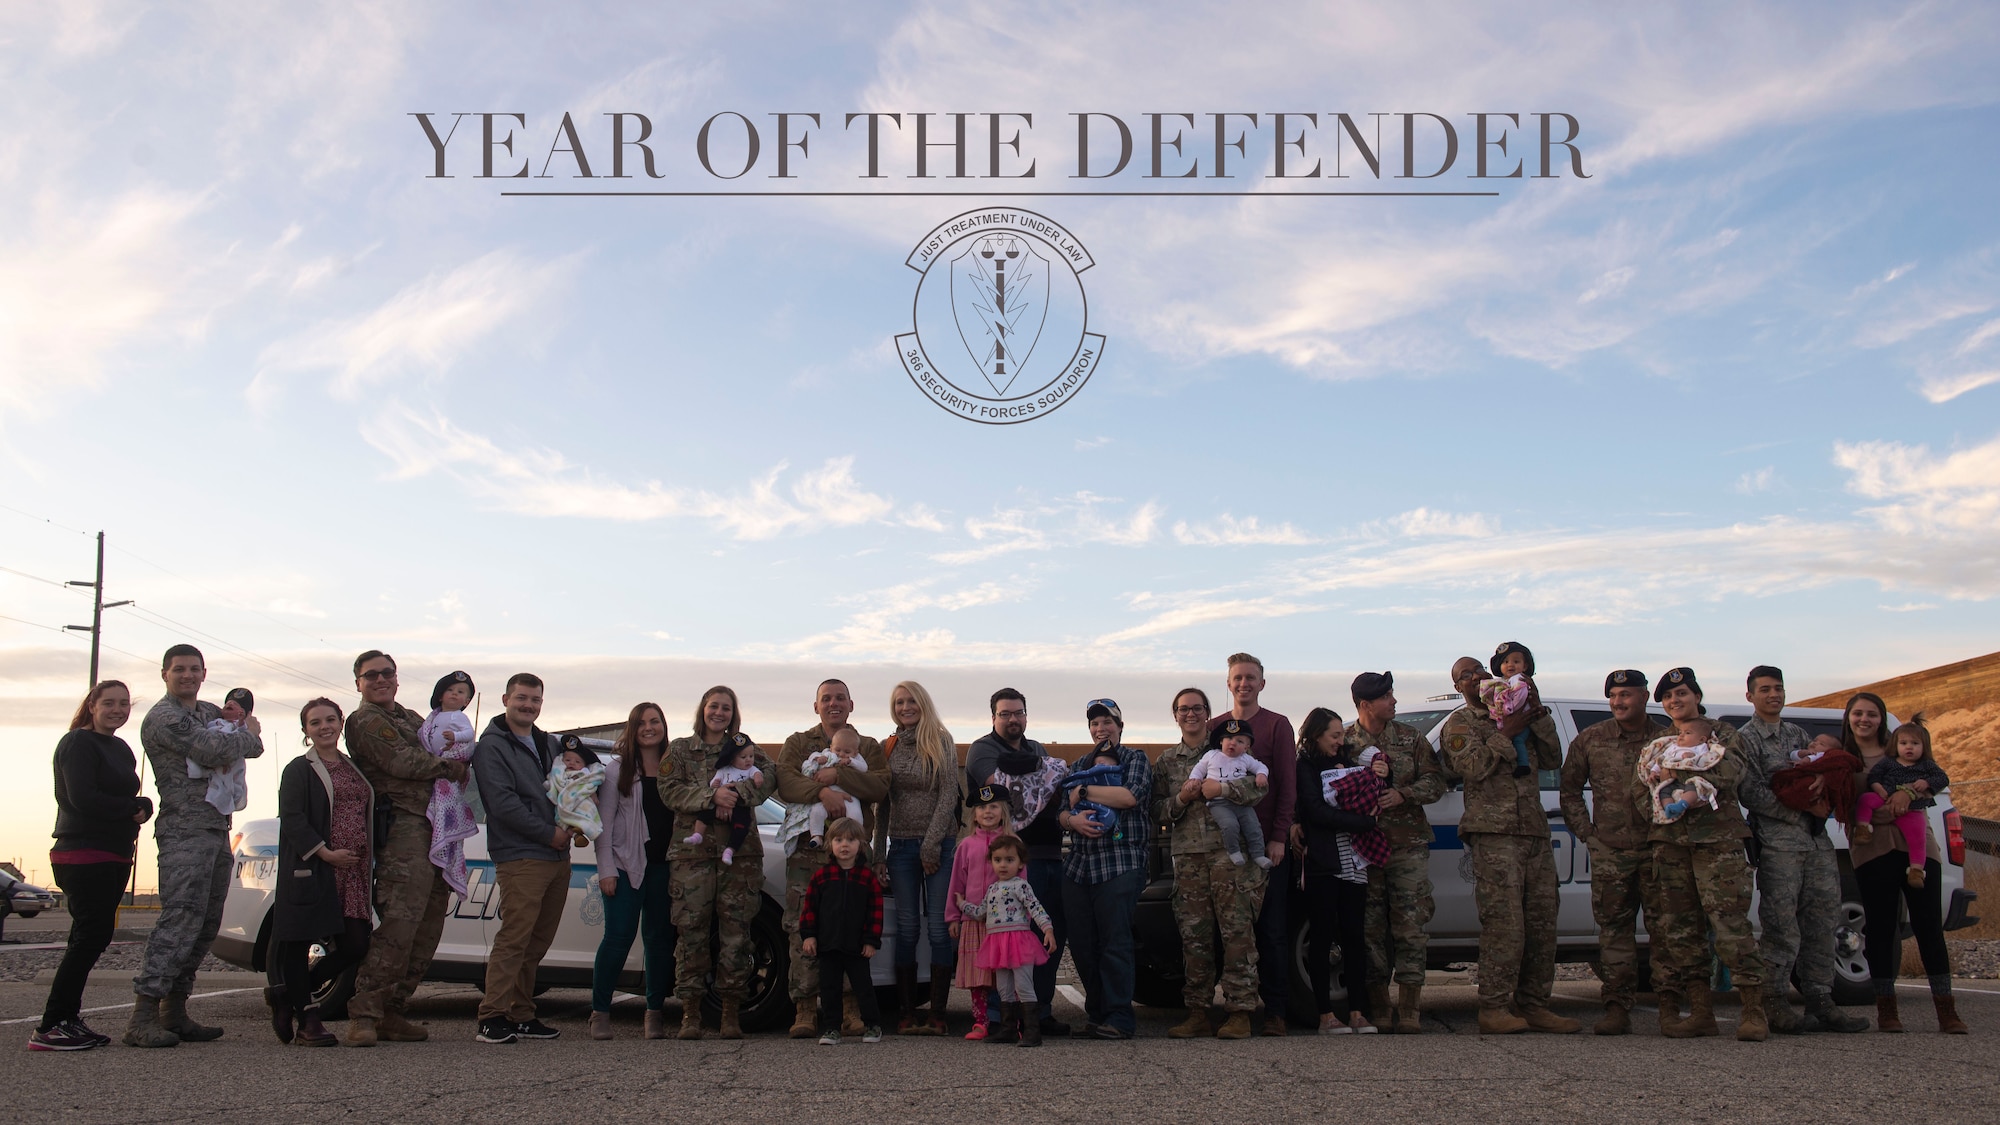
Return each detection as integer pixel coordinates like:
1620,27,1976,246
65,531,133,689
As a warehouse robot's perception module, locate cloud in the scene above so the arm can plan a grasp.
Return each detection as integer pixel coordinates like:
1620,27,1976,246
1383,508,1498,539
930,493,1163,564
1834,433,2000,535
1917,370,2000,404
1097,595,1320,644
1173,515,1318,546
1733,467,1780,494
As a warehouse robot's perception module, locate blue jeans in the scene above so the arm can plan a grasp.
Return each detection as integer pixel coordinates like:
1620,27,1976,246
592,861,676,1011
1062,867,1146,1035
887,835,957,968
1026,857,1069,1022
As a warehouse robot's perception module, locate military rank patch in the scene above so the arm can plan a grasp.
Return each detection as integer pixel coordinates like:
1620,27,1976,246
1446,734,1468,752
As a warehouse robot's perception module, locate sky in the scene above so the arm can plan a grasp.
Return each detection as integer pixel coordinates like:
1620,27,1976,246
3,2,1999,886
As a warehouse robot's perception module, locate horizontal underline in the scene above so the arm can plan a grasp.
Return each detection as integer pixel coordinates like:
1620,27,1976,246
499,190,1501,198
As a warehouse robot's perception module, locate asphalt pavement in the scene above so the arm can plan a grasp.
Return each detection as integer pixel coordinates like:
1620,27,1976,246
5,960,1998,1124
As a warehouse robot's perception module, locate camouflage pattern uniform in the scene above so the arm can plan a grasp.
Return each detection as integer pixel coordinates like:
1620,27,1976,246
1153,737,1268,1012
136,696,264,999
1649,719,1763,992
1441,705,1563,1014
1559,717,1671,1008
658,735,780,1006
345,700,456,1020
776,726,890,1007
1344,720,1445,988
1736,716,1840,1008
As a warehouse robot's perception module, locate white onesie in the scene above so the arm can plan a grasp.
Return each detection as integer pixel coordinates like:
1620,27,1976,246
1190,748,1269,785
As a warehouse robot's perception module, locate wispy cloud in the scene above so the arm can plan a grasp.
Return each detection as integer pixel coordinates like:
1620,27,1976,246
1733,466,1780,494
1173,515,1318,546
1917,370,2000,404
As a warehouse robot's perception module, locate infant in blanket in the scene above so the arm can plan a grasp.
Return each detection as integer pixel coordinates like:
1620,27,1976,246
546,739,605,846
191,686,254,815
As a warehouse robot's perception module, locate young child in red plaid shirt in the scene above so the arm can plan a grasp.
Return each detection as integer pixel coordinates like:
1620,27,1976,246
799,817,884,1044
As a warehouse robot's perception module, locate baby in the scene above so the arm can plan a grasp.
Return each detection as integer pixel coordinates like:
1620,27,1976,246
1641,718,1724,823
191,686,253,815
1653,718,1723,772
546,737,605,846
1853,719,1950,887
420,671,479,896
1194,719,1271,868
782,726,867,853
1482,641,1538,778
1790,733,1844,764
688,734,765,865
1060,742,1125,836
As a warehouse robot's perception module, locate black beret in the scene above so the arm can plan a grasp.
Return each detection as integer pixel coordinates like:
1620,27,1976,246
966,782,1011,809
223,687,254,713
1653,667,1701,702
1490,642,1535,677
1351,671,1394,703
1208,717,1255,749
430,670,475,710
1604,669,1648,697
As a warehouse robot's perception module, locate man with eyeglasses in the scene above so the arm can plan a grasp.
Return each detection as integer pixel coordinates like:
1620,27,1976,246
1153,687,1268,1039
966,688,1072,1037
343,650,467,1047
1058,698,1152,1039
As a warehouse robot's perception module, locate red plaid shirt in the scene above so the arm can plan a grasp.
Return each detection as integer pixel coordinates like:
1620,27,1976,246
799,861,883,954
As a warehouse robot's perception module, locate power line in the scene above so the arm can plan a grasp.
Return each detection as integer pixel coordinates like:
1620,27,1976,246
110,544,343,652
0,612,68,633
0,502,94,538
112,603,346,693
0,564,85,590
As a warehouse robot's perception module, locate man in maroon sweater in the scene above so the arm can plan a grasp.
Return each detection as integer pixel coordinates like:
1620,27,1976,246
1209,652,1296,1034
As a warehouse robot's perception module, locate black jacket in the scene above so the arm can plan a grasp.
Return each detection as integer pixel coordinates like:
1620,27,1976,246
274,753,372,943
472,717,564,863
1295,750,1378,877
51,729,150,857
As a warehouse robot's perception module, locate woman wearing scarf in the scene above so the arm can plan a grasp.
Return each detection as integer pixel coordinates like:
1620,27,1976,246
1643,667,1768,1042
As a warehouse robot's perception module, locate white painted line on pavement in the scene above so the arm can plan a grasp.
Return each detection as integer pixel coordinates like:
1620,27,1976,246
1057,985,1086,1008
0,986,262,1026
0,941,138,955
1897,981,2000,997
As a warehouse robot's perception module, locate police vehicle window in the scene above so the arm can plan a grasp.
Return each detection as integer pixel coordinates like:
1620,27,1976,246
1793,718,1844,741
1395,709,1453,739
755,798,785,826
1568,709,1668,733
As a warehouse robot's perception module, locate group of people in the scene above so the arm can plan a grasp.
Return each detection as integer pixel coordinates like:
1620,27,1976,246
28,642,1969,1052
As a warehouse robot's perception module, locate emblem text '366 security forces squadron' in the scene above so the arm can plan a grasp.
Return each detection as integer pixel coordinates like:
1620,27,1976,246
896,208,1105,424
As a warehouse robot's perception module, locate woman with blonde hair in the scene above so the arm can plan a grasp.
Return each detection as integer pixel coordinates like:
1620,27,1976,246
878,680,962,1034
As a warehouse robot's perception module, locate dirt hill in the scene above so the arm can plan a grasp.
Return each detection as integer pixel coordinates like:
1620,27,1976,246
1797,651,2000,819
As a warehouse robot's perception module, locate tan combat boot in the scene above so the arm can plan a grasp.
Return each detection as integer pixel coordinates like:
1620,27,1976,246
1522,1007,1582,1033
1477,1006,1528,1035
1679,987,1719,1037
1214,1012,1252,1039
841,992,865,1036
1654,988,1685,1036
677,1005,705,1041
161,993,223,1042
1593,1003,1631,1035
1168,1008,1212,1038
718,998,743,1040
375,1010,429,1041
788,1005,818,1039
122,995,181,1049
1394,984,1424,1035
1736,984,1769,1041
1368,984,1393,1032
343,1016,378,1047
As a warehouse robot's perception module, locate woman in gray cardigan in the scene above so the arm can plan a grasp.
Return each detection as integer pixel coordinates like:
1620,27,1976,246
878,680,962,1034
589,702,679,1040
268,698,375,1046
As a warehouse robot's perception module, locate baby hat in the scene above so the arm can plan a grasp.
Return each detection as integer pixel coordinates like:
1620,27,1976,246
1208,717,1255,749
223,687,254,715
430,670,475,710
966,782,1012,808
1490,642,1535,677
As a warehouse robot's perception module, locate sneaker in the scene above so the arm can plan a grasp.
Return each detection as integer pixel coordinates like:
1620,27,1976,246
476,1018,518,1044
818,1030,840,1045
28,1023,99,1051
514,1019,560,1040
72,1019,112,1046
861,1025,883,1043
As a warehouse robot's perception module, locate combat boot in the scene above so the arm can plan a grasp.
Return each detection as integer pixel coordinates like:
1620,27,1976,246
1766,992,1803,1034
1593,1003,1631,1035
1735,984,1769,1041
375,1010,430,1042
841,992,865,1036
1393,984,1424,1034
1678,988,1719,1037
343,1016,378,1047
991,1001,1021,1044
1805,996,1869,1033
1477,1007,1528,1035
1168,1008,1212,1038
678,1005,704,1040
1368,984,1393,1031
161,993,224,1042
121,995,181,1048
1214,1012,1252,1039
1653,988,1685,1036
718,999,743,1040
788,1006,818,1039
1522,1007,1582,1034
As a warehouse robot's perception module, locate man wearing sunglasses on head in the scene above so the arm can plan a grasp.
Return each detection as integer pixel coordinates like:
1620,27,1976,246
342,650,468,1047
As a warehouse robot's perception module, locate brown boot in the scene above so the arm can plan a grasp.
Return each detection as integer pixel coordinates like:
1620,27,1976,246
1214,1012,1252,1039
924,972,951,1035
1934,993,1969,1034
1018,1008,1043,1048
1369,984,1393,1032
1393,984,1424,1035
644,1009,668,1040
1654,988,1685,1037
1676,988,1719,1037
376,1009,429,1042
1168,1008,1212,1038
1594,1003,1631,1035
342,1016,377,1048
1477,1007,1528,1035
788,1005,817,1039
1876,994,1903,1032
1260,1009,1289,1036
841,992,865,1036
718,999,743,1040
991,1002,1020,1044
894,964,923,1034
1523,1006,1582,1034
1735,985,1769,1042
678,1004,705,1041
294,1008,337,1047
588,1010,613,1040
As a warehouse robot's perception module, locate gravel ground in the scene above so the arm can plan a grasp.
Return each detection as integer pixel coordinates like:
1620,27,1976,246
0,942,234,983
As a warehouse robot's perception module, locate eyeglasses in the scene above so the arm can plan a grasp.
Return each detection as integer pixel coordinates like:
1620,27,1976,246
359,669,398,682
994,709,1026,720
1172,706,1209,716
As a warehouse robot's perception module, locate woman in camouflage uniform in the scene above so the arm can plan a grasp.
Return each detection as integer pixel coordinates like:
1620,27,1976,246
1645,667,1768,1041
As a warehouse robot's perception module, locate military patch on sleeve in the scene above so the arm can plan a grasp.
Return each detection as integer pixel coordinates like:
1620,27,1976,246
1446,733,1468,752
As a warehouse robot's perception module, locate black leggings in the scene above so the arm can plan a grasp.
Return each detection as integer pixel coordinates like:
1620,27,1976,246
273,918,374,1014
42,862,131,1029
817,949,881,1031
1303,871,1371,1018
1856,853,1950,990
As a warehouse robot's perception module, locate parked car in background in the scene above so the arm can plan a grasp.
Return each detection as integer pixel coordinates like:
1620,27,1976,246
0,866,59,941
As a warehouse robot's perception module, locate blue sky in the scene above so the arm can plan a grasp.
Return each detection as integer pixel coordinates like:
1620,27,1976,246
4,2,1999,880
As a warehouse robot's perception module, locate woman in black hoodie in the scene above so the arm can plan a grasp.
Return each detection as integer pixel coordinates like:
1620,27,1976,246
32,681,153,1051
1294,707,1382,1035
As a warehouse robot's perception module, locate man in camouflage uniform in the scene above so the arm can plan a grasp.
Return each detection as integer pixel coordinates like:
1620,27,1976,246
343,650,465,1046
1735,665,1869,1034
1344,671,1444,1034
127,644,264,1048
1558,669,1670,1035
1441,653,1578,1035
1648,666,1768,1041
658,724,778,1039
777,679,890,1038
1153,687,1267,1039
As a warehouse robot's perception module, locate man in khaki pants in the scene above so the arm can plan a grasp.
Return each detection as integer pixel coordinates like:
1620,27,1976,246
470,673,574,1044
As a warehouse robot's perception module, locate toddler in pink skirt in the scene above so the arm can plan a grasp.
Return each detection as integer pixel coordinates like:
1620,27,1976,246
959,835,1056,1047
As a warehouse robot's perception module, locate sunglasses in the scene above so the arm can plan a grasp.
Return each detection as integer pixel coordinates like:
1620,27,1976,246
359,669,398,682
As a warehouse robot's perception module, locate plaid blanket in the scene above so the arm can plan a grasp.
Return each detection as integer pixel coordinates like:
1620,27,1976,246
1322,766,1391,867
